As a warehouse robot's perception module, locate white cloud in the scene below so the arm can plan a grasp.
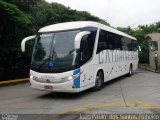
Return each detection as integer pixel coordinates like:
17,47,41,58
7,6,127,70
46,0,160,27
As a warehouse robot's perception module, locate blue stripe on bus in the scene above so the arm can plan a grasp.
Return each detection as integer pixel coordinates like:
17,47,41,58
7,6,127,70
73,68,80,75
73,68,80,88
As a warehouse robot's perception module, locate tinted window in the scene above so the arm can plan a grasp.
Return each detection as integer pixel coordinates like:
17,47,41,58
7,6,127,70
111,34,122,50
127,39,132,51
121,37,135,51
121,37,137,51
80,29,97,64
121,37,129,50
33,33,53,61
97,30,113,53
31,30,80,69
97,29,137,52
132,40,138,51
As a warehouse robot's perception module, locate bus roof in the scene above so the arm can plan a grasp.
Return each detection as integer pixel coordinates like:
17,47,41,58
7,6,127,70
39,21,137,40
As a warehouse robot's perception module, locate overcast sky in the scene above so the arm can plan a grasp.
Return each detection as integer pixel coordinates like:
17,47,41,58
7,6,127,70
46,0,160,27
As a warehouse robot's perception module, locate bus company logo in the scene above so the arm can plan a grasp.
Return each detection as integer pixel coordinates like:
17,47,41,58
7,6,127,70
46,79,50,83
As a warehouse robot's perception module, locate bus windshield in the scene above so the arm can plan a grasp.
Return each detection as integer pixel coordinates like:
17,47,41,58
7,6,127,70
31,30,80,71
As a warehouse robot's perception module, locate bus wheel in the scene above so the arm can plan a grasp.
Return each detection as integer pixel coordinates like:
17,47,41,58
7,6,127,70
128,64,132,76
92,71,104,91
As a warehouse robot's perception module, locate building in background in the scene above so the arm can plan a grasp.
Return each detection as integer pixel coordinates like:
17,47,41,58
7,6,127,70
146,29,160,71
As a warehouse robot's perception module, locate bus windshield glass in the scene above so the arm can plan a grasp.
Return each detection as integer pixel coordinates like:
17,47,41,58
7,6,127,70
31,30,80,70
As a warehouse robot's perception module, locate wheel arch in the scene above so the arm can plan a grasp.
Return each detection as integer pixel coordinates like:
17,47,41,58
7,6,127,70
95,67,104,80
130,63,133,70
92,67,104,91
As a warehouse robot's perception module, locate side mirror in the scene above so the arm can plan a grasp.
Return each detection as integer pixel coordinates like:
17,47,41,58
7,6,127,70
74,31,91,49
138,45,141,51
21,35,36,52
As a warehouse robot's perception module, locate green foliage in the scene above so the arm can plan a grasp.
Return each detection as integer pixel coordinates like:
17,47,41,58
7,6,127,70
0,1,32,55
31,1,110,29
138,40,149,63
0,1,34,80
0,0,109,80
3,0,38,11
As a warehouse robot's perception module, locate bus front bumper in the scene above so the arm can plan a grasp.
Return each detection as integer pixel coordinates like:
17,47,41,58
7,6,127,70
30,79,80,93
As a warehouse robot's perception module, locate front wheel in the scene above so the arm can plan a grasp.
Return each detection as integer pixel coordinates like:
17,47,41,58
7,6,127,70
92,71,104,91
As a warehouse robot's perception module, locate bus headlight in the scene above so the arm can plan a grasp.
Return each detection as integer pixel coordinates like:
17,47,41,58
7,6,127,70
67,76,73,81
30,75,33,79
62,73,81,81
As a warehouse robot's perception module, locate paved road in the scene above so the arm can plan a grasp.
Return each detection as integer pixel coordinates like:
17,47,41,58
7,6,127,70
0,68,160,120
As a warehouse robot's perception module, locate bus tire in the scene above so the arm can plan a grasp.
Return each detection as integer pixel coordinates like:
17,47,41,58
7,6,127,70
92,71,104,91
127,64,132,76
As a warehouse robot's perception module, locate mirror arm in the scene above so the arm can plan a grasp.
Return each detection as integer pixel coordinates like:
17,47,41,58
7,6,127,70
21,35,36,52
138,45,141,52
74,31,91,49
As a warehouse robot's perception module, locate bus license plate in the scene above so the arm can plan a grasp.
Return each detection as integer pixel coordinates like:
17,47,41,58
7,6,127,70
44,85,53,90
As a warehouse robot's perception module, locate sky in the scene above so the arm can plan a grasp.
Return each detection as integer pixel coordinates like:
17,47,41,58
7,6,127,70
46,0,160,27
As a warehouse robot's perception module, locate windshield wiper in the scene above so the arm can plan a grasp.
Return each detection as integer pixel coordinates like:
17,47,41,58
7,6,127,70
69,49,75,54
37,56,51,70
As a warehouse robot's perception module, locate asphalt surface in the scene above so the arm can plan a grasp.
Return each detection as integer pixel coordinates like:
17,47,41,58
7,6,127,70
0,68,160,120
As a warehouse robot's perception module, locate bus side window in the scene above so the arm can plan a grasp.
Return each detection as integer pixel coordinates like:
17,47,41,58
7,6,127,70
111,34,122,50
80,35,89,62
121,37,129,50
97,30,109,53
121,37,135,51
80,32,95,63
127,39,132,51
132,40,138,51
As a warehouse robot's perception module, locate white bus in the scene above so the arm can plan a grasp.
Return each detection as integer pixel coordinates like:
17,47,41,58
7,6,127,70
21,21,139,93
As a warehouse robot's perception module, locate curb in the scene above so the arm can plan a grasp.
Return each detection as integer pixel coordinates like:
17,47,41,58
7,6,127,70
139,66,159,73
138,65,148,70
0,78,29,85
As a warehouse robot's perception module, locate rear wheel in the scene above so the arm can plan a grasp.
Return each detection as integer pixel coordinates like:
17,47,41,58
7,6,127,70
128,64,132,76
92,71,104,91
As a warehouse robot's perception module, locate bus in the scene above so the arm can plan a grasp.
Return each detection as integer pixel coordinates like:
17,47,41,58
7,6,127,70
21,21,139,93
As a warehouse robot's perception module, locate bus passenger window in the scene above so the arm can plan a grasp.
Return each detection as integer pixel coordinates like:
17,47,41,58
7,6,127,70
121,37,129,50
111,34,122,50
121,37,136,51
97,30,107,53
132,40,138,51
127,39,132,51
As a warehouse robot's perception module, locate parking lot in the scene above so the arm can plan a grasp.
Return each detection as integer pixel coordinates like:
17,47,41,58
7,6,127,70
0,68,160,120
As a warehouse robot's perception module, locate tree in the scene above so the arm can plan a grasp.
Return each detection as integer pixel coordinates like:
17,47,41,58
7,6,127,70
0,1,33,79
0,1,33,54
0,0,110,80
